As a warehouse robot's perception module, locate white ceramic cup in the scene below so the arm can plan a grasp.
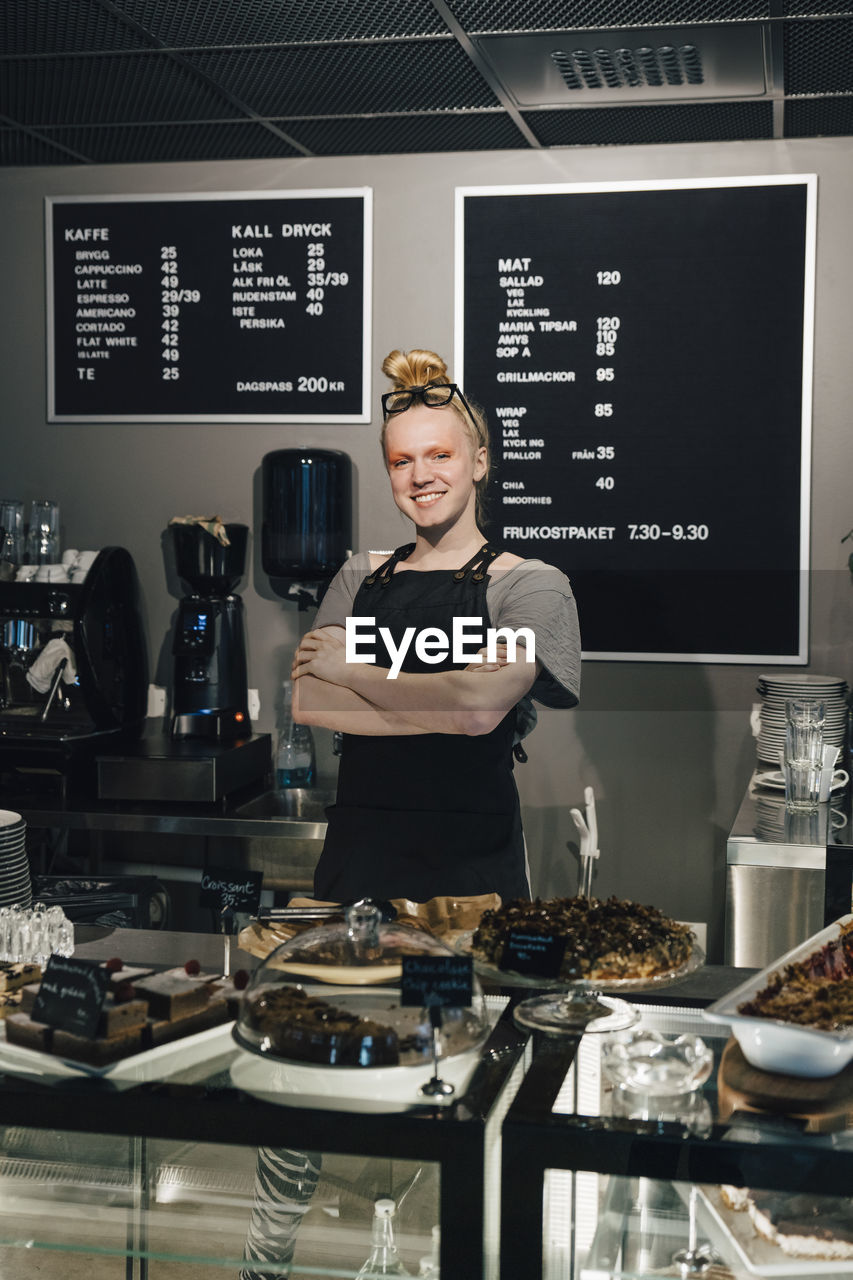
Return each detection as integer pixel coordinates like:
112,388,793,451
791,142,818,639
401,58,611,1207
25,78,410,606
819,766,849,803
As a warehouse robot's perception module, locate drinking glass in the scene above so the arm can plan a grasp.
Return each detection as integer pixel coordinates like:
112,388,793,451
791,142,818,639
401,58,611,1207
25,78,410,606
0,499,24,565
25,499,60,565
784,698,825,812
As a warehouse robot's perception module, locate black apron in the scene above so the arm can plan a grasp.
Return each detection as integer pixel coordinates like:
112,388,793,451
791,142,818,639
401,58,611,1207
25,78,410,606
314,543,529,905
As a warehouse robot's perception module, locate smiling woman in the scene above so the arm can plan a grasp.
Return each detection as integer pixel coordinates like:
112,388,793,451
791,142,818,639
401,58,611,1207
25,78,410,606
291,347,581,906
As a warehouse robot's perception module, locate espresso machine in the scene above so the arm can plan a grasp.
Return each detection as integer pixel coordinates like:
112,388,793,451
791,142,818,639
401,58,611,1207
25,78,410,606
0,546,148,791
169,522,250,741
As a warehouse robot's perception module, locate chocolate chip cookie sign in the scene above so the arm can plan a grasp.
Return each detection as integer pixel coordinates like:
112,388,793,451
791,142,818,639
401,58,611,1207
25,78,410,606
456,176,816,662
401,954,474,1008
46,189,372,422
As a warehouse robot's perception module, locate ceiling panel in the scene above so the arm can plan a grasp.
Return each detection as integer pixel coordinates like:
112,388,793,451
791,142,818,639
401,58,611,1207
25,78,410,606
0,52,238,127
0,0,148,57
108,0,450,45
285,110,529,154
37,119,303,163
0,0,852,165
0,126,84,165
446,0,771,31
182,40,498,117
524,99,773,145
785,93,853,133
784,15,853,93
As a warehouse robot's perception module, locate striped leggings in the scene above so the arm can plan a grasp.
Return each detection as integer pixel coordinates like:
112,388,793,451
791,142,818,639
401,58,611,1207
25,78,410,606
241,1146,323,1280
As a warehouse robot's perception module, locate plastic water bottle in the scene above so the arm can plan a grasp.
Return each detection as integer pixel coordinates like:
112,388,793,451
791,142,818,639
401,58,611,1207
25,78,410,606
355,1198,411,1278
275,679,315,788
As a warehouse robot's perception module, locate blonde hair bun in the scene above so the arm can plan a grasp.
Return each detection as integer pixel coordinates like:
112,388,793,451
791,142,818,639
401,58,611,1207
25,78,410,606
379,347,492,526
381,348,449,390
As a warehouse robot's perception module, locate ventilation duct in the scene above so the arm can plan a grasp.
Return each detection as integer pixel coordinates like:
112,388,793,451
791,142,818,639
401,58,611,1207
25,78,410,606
474,23,769,106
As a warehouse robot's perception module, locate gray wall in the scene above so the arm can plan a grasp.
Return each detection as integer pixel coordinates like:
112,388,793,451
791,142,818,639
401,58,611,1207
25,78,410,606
3,136,853,958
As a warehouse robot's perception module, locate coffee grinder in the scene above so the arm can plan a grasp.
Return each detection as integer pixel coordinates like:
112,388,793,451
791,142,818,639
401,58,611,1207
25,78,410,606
169,523,250,741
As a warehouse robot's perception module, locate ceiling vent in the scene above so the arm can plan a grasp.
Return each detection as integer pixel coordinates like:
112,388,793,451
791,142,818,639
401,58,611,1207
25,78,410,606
474,24,770,106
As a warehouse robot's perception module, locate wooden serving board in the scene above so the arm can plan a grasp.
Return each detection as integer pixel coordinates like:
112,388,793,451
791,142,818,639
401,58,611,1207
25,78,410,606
718,1037,853,1127
265,959,401,985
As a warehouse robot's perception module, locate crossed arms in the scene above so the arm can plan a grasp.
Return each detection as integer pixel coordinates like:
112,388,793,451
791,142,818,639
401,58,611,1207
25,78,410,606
292,625,540,736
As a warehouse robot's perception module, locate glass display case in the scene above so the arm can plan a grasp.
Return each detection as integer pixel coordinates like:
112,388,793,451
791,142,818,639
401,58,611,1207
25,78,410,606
500,999,853,1279
0,926,530,1280
8,924,853,1279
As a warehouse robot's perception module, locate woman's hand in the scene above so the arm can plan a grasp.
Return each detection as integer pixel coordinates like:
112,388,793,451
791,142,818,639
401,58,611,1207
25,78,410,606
291,626,351,687
466,643,510,673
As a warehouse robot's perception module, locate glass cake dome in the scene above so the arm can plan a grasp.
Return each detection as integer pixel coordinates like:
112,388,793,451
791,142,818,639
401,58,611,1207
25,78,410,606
232,900,489,1070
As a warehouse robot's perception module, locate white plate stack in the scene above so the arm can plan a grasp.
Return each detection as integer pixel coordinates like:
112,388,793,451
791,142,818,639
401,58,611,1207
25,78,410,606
0,810,32,909
755,672,849,765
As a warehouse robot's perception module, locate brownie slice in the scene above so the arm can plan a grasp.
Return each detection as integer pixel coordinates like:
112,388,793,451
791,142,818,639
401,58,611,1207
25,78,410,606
101,963,154,989
5,1011,52,1052
145,997,230,1047
18,982,41,1015
52,1024,146,1066
97,996,149,1037
132,969,218,1020
246,985,399,1066
19,981,148,1036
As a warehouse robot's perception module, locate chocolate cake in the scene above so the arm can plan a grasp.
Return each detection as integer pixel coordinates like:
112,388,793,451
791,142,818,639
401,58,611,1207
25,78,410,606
471,895,692,981
244,984,400,1066
738,920,853,1030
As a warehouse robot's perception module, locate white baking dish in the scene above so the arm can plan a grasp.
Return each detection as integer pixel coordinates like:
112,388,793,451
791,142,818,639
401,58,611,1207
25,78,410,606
703,915,853,1078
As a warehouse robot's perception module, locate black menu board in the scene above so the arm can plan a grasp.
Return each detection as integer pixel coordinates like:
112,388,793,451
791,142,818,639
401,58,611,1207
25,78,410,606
46,188,371,422
456,177,816,662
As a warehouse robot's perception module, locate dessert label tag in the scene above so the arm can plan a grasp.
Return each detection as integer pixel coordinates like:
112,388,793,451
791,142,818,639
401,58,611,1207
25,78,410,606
31,955,110,1037
501,930,567,978
401,955,473,1007
199,865,263,913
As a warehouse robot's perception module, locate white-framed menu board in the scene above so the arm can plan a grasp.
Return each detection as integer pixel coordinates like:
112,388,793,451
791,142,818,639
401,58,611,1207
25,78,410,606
46,188,372,423
455,176,816,663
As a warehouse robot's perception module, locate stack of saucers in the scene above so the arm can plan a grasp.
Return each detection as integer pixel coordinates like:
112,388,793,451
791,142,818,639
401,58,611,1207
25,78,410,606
0,810,32,909
755,672,848,765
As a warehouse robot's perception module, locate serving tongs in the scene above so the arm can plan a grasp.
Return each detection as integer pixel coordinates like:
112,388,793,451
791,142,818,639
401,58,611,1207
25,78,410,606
258,897,398,924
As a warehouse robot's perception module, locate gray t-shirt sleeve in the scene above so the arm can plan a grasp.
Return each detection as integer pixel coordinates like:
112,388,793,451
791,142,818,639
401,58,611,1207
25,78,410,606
314,551,373,628
486,559,581,708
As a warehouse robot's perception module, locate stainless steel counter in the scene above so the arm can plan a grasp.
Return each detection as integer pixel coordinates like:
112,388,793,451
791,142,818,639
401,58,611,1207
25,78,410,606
725,768,851,966
13,787,335,894
14,785,333,838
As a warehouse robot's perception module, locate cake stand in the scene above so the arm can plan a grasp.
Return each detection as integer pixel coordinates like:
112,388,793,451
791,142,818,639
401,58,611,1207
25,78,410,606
452,933,705,1036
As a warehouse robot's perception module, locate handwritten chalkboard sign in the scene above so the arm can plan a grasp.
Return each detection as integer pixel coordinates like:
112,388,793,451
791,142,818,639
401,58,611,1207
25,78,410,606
199,865,263,914
46,188,371,422
31,955,110,1038
401,954,473,1007
456,176,816,663
500,930,567,979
